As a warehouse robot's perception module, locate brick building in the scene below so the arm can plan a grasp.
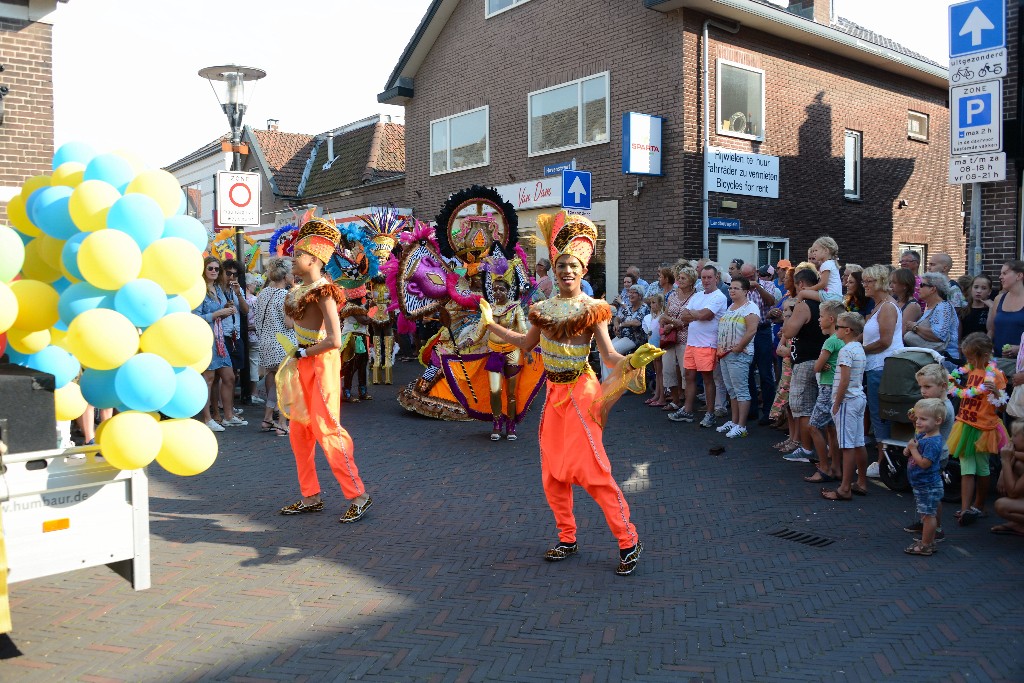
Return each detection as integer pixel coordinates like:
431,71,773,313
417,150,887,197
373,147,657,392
379,0,963,297
166,114,406,263
0,0,67,222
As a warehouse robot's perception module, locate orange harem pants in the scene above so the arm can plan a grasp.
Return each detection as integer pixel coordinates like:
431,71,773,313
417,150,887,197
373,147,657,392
289,350,366,500
538,373,638,550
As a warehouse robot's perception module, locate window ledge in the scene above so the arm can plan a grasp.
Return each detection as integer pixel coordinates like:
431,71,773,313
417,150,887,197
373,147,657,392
844,196,864,204
528,138,609,158
429,160,490,177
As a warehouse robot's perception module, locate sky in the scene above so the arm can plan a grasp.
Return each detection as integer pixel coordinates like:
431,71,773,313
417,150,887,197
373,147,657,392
51,0,951,169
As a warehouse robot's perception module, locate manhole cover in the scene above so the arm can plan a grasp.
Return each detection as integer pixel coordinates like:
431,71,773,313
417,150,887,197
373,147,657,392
767,527,834,547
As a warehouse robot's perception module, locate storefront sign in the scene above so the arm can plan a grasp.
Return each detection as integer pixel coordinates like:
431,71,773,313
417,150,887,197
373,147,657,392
704,147,779,198
495,176,563,210
622,113,664,176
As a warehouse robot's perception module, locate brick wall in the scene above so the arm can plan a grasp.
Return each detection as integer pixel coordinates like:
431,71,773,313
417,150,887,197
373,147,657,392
0,17,55,222
401,0,962,275
972,0,1019,275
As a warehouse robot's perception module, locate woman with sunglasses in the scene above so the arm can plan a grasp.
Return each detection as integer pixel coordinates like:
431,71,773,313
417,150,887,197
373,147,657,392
193,256,247,431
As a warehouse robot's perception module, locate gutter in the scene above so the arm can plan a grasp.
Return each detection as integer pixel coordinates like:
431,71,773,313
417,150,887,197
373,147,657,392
701,18,739,260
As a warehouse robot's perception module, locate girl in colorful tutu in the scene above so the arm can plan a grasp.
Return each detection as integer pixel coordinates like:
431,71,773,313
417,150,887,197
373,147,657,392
947,332,1010,526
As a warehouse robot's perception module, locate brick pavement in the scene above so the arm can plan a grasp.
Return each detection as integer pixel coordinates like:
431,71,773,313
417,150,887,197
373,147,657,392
4,362,1024,682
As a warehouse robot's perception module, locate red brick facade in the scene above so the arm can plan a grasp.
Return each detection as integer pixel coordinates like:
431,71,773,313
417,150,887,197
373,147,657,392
395,0,963,274
0,16,55,222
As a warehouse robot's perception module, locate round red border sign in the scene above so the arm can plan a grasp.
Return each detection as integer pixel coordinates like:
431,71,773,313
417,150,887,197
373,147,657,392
228,182,252,207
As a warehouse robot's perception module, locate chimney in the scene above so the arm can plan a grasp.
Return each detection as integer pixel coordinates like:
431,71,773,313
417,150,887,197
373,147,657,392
787,0,831,24
267,118,279,131
327,130,335,161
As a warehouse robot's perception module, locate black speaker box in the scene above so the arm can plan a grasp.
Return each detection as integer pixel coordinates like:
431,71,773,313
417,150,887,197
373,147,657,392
0,364,57,455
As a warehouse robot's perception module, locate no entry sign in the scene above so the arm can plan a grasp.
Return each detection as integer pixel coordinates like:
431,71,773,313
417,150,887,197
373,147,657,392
216,171,261,226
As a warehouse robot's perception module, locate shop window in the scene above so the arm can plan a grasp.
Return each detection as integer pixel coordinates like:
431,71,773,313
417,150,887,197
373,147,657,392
716,60,765,141
528,73,609,156
908,111,929,142
430,106,489,176
844,130,862,200
486,0,532,17
182,181,202,219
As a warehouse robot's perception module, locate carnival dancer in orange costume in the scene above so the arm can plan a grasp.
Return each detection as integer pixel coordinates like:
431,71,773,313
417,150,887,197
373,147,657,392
480,211,663,576
275,218,372,523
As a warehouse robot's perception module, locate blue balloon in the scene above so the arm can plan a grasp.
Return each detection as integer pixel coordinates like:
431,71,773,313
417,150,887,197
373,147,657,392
30,185,79,239
61,231,90,281
14,229,33,245
52,277,72,294
114,279,167,328
5,348,31,365
83,153,135,192
175,189,187,216
52,141,97,170
79,368,119,409
165,295,191,314
161,214,209,252
161,367,208,418
23,188,47,226
58,282,114,326
114,353,175,412
26,345,81,389
106,194,164,249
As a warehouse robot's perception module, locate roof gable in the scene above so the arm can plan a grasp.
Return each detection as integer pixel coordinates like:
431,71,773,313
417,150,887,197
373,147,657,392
247,128,316,197
298,118,405,199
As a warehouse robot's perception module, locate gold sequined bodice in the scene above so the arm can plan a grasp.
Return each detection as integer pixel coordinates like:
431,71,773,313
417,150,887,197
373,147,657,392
294,322,326,348
539,336,593,384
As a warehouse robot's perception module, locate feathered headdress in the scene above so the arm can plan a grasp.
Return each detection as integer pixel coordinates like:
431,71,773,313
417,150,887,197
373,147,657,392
359,205,408,265
294,217,342,264
537,210,597,267
434,185,519,276
270,207,318,257
326,221,379,291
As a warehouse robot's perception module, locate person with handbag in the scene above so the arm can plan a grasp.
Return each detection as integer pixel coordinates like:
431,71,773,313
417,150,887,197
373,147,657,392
659,264,698,412
904,272,959,365
642,294,667,406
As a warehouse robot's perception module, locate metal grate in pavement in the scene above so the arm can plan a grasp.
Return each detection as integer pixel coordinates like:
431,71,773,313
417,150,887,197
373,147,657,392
767,527,835,547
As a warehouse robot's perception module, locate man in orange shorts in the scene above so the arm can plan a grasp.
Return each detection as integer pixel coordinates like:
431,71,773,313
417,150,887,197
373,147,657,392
669,264,729,428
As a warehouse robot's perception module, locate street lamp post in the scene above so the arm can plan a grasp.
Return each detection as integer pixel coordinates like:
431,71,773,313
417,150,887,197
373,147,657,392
198,65,266,405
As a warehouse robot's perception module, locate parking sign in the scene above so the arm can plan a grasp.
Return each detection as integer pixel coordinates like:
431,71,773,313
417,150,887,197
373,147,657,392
950,79,1002,155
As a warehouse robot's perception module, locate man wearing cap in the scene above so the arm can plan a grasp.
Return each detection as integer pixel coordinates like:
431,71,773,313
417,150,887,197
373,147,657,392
741,263,781,424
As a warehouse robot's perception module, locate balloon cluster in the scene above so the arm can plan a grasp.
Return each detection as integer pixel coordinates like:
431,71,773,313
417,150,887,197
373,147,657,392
0,142,218,476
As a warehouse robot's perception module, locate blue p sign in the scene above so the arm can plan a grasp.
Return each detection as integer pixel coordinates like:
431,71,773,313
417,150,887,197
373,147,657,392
960,93,992,127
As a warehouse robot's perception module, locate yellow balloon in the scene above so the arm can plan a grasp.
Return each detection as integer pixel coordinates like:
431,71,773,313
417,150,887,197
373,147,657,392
21,174,52,199
140,311,213,367
0,281,17,333
52,161,86,188
187,347,213,374
78,230,141,290
66,308,139,370
97,411,161,470
6,194,41,237
7,326,51,354
140,237,203,294
125,169,182,218
38,234,66,271
112,148,147,174
54,382,88,421
21,238,62,283
156,418,218,476
49,324,69,349
59,261,81,284
181,276,207,309
69,179,121,232
10,279,59,331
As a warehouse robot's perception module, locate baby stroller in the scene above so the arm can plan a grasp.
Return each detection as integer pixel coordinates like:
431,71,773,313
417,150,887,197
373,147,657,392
876,348,954,495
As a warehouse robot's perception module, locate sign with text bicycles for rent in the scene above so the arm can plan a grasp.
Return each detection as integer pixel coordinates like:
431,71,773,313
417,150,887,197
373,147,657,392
949,0,1006,86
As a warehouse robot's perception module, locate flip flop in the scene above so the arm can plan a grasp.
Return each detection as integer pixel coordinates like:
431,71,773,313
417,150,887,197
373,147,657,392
850,483,868,496
260,420,275,433
821,488,852,501
990,524,1024,537
804,468,836,483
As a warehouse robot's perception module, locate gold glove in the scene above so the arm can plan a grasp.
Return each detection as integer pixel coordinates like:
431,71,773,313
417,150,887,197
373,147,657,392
629,343,665,369
478,299,494,327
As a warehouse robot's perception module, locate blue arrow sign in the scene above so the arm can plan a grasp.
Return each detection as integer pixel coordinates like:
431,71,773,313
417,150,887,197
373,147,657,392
561,170,591,211
950,0,1005,57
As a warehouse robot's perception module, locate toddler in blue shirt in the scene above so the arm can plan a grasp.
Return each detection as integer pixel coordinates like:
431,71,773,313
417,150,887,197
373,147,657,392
904,398,947,556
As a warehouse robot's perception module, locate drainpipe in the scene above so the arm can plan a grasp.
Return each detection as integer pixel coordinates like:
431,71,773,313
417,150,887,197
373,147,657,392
702,18,740,259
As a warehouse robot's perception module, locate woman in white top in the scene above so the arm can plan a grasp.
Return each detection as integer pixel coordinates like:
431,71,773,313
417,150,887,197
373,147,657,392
715,276,761,439
860,264,904,476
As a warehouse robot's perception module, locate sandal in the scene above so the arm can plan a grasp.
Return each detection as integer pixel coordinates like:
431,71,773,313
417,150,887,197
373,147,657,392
904,541,936,556
274,425,289,436
662,402,680,412
850,483,868,497
774,438,798,451
804,468,837,484
821,488,852,501
260,420,275,433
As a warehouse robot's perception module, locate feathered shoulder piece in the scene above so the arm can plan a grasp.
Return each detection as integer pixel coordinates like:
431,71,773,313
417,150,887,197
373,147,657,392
400,219,440,248
284,276,347,320
528,296,612,339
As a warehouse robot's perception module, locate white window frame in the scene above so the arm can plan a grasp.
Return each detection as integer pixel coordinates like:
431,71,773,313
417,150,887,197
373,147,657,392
844,129,862,200
485,0,533,18
527,72,611,158
716,59,766,142
908,110,929,142
429,106,490,176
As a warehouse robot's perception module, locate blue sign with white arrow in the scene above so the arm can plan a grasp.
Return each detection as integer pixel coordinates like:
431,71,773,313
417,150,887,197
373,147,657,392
561,170,591,211
950,0,1005,57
